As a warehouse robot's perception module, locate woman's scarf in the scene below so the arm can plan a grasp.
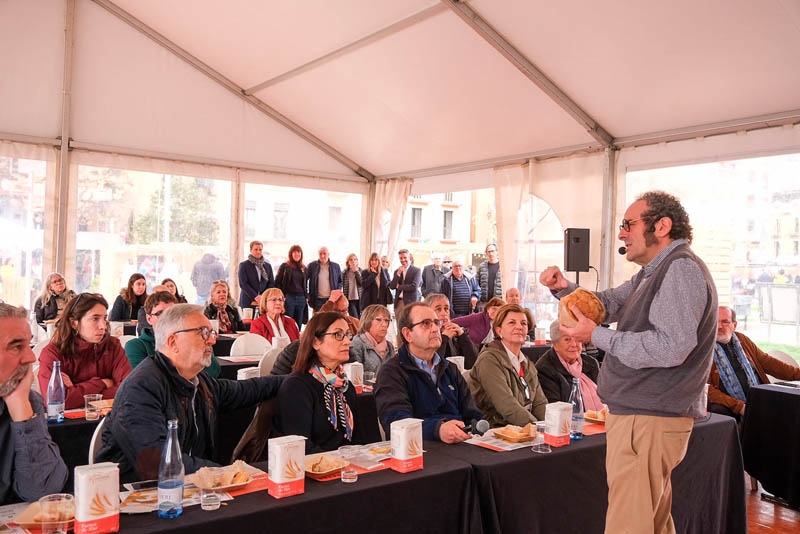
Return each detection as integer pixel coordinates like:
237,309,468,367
363,331,389,359
267,315,287,339
713,334,759,401
558,354,605,411
248,254,269,282
309,363,354,441
216,304,233,334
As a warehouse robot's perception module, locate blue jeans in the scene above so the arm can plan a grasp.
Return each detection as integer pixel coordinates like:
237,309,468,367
285,294,307,327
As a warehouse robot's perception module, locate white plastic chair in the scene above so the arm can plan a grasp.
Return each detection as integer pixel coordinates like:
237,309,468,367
116,335,138,350
88,417,106,465
259,347,282,376
766,350,800,383
230,333,271,357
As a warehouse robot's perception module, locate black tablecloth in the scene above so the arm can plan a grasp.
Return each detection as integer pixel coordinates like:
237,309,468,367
118,457,479,534
47,416,102,492
742,383,800,506
214,335,236,356
218,358,257,380
425,413,745,534
520,344,550,363
123,323,136,336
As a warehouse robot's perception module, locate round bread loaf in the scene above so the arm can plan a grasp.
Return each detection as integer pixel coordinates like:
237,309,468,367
558,289,605,327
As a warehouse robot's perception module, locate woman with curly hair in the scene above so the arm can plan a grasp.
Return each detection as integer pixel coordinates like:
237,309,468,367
34,272,76,323
109,273,147,321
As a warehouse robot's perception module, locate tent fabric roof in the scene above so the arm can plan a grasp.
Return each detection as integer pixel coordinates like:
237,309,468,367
2,0,800,182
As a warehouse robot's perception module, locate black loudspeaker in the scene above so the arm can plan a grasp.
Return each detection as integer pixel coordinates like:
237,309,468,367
564,228,590,272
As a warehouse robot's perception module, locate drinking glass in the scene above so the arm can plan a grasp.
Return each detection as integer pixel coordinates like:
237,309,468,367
531,421,551,454
200,488,220,511
84,394,103,420
38,493,74,534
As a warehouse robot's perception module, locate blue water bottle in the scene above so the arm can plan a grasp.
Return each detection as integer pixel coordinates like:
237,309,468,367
46,360,65,423
157,419,184,518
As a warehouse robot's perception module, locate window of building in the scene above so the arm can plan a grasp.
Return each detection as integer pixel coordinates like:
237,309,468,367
411,208,422,239
244,200,256,240
443,192,453,202
273,203,289,240
443,210,453,240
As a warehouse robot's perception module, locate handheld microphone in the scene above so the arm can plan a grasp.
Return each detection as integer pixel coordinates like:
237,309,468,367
618,246,627,255
463,419,490,436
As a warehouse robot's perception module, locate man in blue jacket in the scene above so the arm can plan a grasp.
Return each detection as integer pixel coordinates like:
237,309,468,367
374,302,481,443
306,247,343,312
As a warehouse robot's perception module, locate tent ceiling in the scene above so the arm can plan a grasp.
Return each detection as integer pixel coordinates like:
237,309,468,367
3,0,800,181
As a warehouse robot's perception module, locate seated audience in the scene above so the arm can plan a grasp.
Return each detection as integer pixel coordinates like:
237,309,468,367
204,280,245,334
273,312,364,453
320,293,360,334
34,272,75,324
504,287,536,339
440,258,480,318
470,304,548,426
110,273,147,321
270,340,300,376
349,304,395,374
161,278,188,303
425,293,478,369
38,293,132,409
126,291,222,378
360,252,393,308
249,288,300,345
453,296,506,347
0,303,68,504
535,320,603,409
709,306,800,418
375,302,482,443
96,304,284,482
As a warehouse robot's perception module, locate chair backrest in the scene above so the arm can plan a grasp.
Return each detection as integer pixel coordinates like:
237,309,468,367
117,335,138,349
259,347,282,376
767,349,800,383
230,333,271,357
462,369,477,396
88,417,106,465
32,340,50,360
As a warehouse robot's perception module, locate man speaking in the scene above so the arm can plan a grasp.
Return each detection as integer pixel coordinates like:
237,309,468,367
540,191,718,534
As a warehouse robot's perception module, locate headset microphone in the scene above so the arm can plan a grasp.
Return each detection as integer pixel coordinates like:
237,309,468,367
618,246,627,255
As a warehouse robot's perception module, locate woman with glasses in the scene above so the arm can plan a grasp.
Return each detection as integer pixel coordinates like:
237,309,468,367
249,288,300,345
110,273,148,322
203,280,245,334
273,312,364,453
275,245,308,329
535,320,603,409
469,304,548,427
38,293,132,409
34,272,76,323
160,278,188,304
348,304,395,374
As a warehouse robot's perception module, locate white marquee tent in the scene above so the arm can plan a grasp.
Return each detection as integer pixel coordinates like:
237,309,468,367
2,0,800,289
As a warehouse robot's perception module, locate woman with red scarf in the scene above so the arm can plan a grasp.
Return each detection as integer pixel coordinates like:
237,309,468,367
203,280,245,334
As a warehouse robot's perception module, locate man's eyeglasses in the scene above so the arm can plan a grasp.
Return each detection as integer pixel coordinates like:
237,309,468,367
320,331,354,342
619,217,643,232
148,309,166,318
173,326,218,341
407,318,443,330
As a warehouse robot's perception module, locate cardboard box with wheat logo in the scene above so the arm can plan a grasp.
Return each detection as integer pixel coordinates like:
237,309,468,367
74,462,119,533
389,418,423,473
266,436,306,498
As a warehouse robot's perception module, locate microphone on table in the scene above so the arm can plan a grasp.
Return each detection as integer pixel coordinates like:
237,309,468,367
618,246,627,255
463,419,490,436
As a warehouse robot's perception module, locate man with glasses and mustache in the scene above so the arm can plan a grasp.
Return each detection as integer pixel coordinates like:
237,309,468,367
0,303,67,504
540,191,718,534
96,304,285,482
374,302,482,443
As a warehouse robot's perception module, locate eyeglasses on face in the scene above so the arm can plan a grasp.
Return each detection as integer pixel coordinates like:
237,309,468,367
267,298,285,303
619,217,643,232
320,331,354,342
173,326,218,341
148,309,166,318
407,318,443,330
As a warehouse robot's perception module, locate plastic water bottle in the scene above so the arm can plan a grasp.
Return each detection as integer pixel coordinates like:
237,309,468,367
46,361,65,423
568,377,584,440
157,419,184,519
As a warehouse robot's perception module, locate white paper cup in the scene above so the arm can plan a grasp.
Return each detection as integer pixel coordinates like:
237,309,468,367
209,319,220,332
242,308,253,320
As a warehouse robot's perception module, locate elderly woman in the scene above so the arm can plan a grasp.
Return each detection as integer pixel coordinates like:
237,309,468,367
161,278,188,304
203,280,245,334
348,305,395,374
534,320,604,409
453,296,506,347
275,244,308,328
38,293,132,409
469,304,548,427
34,272,76,323
273,312,364,453
110,273,147,321
360,252,393,308
342,253,363,318
249,288,300,345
